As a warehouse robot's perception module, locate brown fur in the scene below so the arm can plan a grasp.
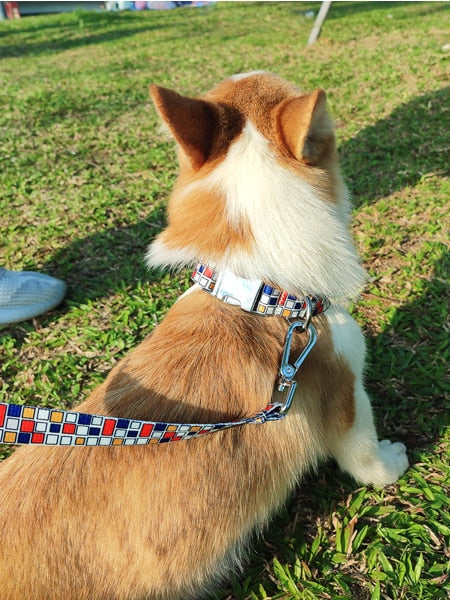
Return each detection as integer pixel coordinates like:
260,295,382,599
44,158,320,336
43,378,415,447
0,72,381,599
0,291,351,599
156,175,254,258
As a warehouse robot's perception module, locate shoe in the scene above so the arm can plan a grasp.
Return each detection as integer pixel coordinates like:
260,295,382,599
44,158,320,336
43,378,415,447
0,269,67,325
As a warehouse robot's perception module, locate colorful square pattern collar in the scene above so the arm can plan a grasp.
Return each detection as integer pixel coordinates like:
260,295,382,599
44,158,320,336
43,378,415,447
192,263,329,319
0,268,324,447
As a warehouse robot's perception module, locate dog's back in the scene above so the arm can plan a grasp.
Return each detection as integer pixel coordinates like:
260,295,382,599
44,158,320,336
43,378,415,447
0,294,332,599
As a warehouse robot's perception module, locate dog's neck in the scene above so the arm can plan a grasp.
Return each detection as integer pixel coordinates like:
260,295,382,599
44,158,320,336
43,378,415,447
192,262,329,319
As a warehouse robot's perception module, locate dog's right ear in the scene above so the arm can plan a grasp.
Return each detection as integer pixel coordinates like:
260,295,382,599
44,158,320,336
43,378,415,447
150,84,219,170
277,89,334,165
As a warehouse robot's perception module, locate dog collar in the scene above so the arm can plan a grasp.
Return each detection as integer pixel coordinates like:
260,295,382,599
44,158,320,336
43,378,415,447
192,262,329,319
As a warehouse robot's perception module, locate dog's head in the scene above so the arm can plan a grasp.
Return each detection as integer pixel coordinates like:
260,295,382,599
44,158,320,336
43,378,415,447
147,72,366,301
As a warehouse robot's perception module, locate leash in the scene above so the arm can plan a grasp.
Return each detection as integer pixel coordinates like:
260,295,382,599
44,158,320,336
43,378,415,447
0,268,324,447
0,400,288,447
0,319,316,447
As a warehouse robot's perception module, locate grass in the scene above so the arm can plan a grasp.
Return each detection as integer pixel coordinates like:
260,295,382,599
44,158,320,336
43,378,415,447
0,1,448,598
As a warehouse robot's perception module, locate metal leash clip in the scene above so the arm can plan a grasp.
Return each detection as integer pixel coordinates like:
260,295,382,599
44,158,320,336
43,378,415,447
277,298,318,414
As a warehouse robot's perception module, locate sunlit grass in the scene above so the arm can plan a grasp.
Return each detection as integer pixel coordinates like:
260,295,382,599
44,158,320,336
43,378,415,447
0,2,448,598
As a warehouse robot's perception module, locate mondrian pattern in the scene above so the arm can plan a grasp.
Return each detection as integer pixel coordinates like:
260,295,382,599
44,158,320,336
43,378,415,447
255,285,314,318
0,401,285,447
192,263,329,318
192,263,217,291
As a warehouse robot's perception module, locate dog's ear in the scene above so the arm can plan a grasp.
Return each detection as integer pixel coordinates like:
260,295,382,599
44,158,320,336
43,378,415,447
277,89,334,165
150,84,219,170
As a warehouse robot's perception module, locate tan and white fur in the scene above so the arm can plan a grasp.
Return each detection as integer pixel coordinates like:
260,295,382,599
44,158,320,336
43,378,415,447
0,72,408,599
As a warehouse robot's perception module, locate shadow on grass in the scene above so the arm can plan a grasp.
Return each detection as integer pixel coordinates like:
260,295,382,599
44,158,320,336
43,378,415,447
0,5,218,59
1,26,167,60
44,204,167,305
0,11,171,59
339,87,449,206
365,249,449,450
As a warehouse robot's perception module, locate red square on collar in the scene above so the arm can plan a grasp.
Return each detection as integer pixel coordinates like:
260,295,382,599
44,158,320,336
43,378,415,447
278,291,289,306
20,420,35,433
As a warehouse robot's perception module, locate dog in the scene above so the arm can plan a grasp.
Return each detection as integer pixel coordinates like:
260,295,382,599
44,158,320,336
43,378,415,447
0,72,408,599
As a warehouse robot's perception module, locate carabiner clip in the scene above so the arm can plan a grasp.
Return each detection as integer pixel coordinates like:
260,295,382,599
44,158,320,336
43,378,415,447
277,299,318,414
279,321,317,381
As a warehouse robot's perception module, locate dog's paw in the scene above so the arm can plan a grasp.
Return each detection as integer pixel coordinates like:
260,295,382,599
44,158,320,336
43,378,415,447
374,439,409,486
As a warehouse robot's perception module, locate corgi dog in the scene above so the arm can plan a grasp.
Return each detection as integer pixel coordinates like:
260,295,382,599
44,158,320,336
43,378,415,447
0,72,408,600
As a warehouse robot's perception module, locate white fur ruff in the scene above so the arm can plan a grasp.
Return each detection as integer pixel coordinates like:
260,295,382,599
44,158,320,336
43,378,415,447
147,121,366,301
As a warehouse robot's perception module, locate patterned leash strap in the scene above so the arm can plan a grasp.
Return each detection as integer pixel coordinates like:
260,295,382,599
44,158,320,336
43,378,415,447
0,309,319,447
0,401,286,447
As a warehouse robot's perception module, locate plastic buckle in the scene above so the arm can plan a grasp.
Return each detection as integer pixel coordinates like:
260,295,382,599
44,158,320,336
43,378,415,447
211,269,263,313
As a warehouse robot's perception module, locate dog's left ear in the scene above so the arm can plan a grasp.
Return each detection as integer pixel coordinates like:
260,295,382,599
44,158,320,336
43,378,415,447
277,89,334,165
150,84,219,170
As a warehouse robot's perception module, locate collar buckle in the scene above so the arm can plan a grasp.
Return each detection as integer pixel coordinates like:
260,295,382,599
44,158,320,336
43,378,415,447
210,269,263,313
192,263,329,319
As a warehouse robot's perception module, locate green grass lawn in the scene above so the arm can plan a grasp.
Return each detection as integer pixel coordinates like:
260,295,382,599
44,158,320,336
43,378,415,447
0,2,448,598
